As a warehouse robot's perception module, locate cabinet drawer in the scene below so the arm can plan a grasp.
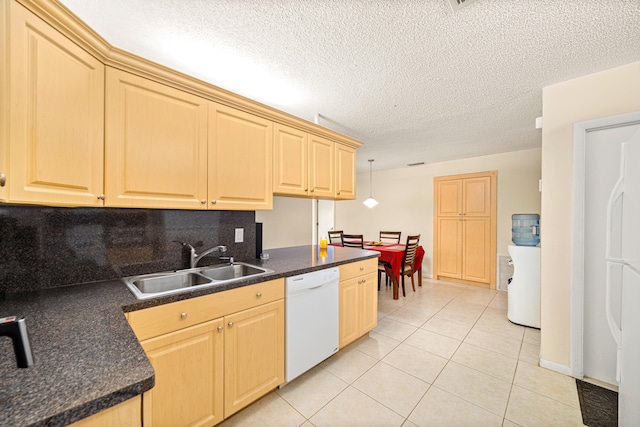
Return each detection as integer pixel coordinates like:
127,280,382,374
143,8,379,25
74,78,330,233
129,278,284,341
339,258,377,281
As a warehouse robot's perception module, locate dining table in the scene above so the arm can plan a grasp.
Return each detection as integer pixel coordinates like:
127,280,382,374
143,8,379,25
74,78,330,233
331,242,425,299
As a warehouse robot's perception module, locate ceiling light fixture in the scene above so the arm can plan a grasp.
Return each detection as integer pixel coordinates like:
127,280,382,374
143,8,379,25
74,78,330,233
363,159,379,208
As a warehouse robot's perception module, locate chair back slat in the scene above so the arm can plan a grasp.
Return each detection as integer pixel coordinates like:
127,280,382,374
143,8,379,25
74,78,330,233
402,234,421,266
341,234,364,248
379,231,401,244
328,230,343,244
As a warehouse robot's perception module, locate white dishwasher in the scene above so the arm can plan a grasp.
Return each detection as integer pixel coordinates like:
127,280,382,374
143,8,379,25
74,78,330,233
285,267,339,382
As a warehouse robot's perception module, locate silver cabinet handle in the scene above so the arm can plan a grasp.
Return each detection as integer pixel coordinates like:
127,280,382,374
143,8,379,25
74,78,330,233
217,326,223,333
228,321,234,328
256,292,262,298
0,173,6,187
180,312,187,320
97,194,105,200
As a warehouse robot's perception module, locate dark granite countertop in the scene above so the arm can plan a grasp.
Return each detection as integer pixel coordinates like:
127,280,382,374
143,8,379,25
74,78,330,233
0,245,378,427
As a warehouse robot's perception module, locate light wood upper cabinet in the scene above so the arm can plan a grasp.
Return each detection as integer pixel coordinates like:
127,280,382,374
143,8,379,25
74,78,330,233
308,134,335,198
274,124,348,200
273,123,308,196
208,102,273,210
1,2,105,206
433,171,497,288
335,144,356,200
104,67,209,209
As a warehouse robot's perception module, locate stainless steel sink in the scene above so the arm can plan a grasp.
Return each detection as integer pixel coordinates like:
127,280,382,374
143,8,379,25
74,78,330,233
199,263,269,281
131,271,212,295
122,262,274,300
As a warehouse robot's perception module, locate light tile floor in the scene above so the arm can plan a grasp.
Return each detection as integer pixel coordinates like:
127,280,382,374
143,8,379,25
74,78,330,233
220,279,585,427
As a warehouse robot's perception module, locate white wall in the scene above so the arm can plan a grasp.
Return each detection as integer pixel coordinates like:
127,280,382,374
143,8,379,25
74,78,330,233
255,196,314,249
335,148,542,279
540,60,640,370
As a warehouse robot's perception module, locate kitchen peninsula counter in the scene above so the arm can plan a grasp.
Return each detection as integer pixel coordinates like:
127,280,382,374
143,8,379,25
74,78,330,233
0,245,378,427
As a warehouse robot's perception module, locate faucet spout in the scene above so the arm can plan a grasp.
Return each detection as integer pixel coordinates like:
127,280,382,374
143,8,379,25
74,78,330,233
0,316,34,368
192,245,227,268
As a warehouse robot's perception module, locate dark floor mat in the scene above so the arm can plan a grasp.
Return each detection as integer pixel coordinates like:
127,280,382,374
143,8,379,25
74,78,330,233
576,379,618,427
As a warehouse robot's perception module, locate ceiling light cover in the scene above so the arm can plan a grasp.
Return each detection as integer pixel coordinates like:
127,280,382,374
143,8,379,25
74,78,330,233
363,159,378,208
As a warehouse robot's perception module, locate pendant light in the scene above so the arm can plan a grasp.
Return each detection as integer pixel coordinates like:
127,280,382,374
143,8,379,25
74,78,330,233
363,159,379,208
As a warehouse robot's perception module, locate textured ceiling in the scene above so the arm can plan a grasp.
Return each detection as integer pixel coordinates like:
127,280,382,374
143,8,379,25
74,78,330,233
59,0,640,173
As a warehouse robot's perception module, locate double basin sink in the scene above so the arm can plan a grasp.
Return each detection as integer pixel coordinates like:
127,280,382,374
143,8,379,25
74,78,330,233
122,262,274,300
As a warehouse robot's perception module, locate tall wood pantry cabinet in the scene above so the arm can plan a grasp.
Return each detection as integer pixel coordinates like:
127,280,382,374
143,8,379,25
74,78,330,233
433,171,497,288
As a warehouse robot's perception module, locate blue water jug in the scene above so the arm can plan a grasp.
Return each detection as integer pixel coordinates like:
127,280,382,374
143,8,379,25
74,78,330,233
512,214,540,246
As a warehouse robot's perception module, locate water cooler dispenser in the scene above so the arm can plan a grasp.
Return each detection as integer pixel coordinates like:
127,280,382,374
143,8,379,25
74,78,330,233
507,214,541,328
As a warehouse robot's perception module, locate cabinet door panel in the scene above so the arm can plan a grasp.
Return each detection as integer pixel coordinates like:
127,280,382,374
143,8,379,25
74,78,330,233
339,277,360,348
224,300,284,416
436,180,462,216
105,68,208,208
463,176,491,216
141,319,224,427
360,273,378,333
209,103,273,210
462,218,491,283
437,217,462,279
273,123,308,196
335,144,356,199
308,134,334,198
7,2,104,206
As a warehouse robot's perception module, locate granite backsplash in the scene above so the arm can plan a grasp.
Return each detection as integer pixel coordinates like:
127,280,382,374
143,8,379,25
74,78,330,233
0,206,257,296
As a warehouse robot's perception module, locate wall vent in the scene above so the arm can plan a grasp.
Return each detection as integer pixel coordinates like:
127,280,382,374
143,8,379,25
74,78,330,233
448,0,480,11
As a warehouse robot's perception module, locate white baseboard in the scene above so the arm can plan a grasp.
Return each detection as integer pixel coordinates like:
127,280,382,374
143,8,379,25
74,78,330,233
539,359,573,377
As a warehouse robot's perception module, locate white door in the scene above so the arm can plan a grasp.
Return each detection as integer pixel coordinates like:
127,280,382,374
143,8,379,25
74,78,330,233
583,122,640,385
619,128,640,426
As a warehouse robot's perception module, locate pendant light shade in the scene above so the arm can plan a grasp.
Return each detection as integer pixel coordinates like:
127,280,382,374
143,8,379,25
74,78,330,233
363,159,378,208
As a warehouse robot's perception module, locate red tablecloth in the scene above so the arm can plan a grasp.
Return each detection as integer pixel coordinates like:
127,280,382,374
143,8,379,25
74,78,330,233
362,243,425,299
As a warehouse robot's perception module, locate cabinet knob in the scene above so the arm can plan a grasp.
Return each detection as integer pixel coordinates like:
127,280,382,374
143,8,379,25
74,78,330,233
97,194,105,200
211,200,217,204
228,321,234,328
360,267,364,271
217,326,223,333
256,292,262,298
337,191,341,195
180,312,187,319
201,199,206,204
310,188,315,193
0,173,5,187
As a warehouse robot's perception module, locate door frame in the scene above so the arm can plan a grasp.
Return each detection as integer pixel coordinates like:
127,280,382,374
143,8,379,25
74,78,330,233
570,111,640,378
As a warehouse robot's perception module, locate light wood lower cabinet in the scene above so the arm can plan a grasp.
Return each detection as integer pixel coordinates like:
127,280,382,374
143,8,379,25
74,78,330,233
224,300,284,417
68,396,141,427
338,258,378,348
128,279,284,427
141,320,223,427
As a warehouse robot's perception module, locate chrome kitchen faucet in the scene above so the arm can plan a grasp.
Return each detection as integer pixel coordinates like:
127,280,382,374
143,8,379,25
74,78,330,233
174,241,229,268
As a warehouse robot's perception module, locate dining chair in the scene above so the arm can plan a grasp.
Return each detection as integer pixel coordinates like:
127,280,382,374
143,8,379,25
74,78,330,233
328,230,343,245
379,231,401,244
341,234,364,248
400,234,421,297
378,231,401,288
